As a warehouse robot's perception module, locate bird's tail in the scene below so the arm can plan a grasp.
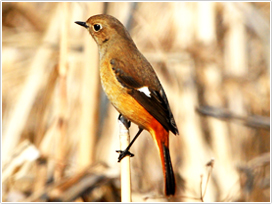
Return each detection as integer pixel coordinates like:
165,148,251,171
161,142,176,196
153,127,176,196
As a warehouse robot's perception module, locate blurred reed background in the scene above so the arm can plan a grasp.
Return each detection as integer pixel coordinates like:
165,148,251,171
2,2,270,202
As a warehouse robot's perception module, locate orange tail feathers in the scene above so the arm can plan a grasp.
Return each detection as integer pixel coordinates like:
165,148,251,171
151,123,176,196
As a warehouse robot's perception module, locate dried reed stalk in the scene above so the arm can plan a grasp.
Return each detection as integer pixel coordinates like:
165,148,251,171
54,2,70,181
34,64,59,146
223,3,249,161
170,2,213,201
118,120,132,202
2,4,59,164
77,2,104,169
195,2,239,200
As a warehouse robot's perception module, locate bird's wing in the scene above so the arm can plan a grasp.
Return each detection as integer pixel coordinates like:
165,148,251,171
110,58,179,135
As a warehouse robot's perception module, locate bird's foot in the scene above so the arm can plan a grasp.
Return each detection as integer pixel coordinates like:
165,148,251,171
116,149,134,162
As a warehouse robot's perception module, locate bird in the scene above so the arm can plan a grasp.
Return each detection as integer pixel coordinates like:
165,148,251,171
75,14,179,196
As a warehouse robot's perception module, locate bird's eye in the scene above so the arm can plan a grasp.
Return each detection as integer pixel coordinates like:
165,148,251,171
93,24,102,32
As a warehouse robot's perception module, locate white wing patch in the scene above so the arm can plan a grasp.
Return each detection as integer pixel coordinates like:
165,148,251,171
137,86,151,98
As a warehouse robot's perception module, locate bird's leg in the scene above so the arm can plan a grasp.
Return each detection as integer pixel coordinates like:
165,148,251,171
117,114,143,162
118,114,131,129
116,128,143,162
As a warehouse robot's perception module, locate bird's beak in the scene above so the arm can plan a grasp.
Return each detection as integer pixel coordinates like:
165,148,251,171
75,21,89,28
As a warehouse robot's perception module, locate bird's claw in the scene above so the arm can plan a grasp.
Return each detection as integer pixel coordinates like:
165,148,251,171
116,149,134,162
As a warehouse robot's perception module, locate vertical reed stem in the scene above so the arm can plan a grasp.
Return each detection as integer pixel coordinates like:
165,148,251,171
118,120,132,202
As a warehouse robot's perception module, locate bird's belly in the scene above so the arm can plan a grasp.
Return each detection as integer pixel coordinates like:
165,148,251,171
100,61,154,131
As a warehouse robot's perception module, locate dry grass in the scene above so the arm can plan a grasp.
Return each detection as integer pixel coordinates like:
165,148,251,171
2,2,270,202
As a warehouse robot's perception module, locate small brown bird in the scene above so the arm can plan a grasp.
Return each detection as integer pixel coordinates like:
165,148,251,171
75,14,179,196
